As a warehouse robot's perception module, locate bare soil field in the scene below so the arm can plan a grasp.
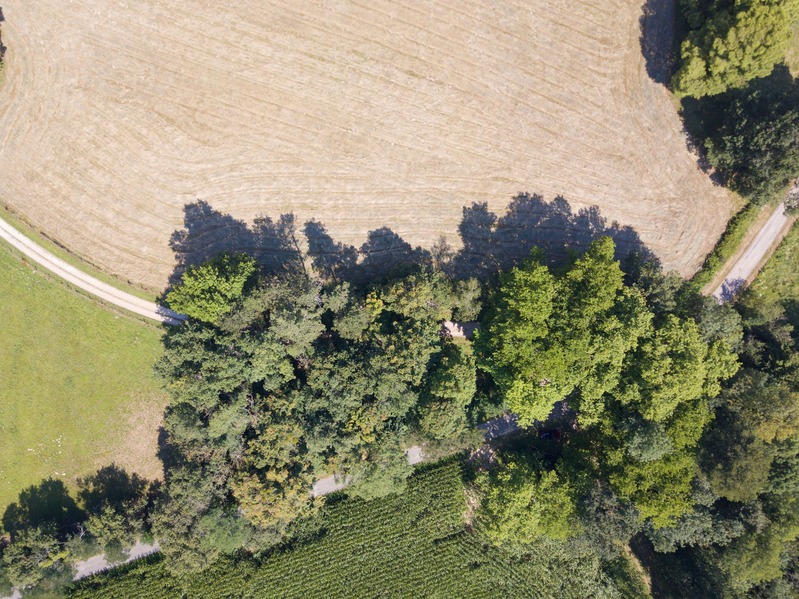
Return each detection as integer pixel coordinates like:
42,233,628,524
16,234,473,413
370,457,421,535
0,0,731,290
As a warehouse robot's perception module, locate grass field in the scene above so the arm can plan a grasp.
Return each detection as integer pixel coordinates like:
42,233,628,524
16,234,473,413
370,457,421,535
0,243,167,513
69,460,644,598
0,0,731,290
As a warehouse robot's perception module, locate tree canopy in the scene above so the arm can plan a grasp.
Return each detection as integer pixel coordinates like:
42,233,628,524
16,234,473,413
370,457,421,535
672,0,799,98
476,238,652,426
165,252,257,323
153,266,482,573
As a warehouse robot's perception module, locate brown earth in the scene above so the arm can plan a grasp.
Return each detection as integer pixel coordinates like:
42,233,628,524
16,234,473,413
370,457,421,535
0,0,731,290
92,390,167,484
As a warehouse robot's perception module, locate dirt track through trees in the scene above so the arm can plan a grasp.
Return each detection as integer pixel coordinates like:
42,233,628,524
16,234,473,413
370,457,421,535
0,0,731,290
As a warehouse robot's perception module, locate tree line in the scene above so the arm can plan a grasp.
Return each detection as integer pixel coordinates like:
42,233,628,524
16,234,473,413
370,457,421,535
473,238,799,596
2,237,799,596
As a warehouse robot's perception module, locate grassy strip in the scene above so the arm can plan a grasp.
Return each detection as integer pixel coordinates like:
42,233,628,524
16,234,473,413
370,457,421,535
690,201,766,289
0,204,161,302
744,218,799,308
69,460,624,598
0,242,167,512
786,21,799,78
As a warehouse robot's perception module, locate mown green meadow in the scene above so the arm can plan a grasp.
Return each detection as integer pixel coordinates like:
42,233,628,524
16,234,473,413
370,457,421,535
0,243,167,511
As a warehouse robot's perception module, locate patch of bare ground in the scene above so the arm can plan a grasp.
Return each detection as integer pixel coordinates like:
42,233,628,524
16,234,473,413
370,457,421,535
0,0,731,289
624,543,653,595
91,390,167,484
463,485,480,530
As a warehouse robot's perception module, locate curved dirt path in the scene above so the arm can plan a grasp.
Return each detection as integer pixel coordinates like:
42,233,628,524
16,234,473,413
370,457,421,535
0,215,185,324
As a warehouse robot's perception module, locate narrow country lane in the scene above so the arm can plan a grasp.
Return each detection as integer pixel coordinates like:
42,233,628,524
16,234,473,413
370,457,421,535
713,200,795,302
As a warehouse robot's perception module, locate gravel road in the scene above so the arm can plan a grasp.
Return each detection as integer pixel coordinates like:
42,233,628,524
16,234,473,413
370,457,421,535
713,201,793,302
0,215,185,324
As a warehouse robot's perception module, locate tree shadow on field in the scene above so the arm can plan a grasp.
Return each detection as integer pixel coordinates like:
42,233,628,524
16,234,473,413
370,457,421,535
166,194,654,289
639,0,677,86
2,479,85,540
452,193,655,280
167,200,305,288
304,221,430,284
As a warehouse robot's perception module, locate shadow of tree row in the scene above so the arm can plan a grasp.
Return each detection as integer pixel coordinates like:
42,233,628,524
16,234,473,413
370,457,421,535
167,193,656,289
639,0,677,86
2,465,152,540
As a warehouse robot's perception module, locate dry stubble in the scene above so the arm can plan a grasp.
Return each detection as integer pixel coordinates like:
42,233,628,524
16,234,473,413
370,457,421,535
0,0,731,289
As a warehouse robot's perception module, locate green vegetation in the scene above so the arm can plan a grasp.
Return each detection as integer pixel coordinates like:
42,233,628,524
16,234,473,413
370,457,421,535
632,222,799,595
743,220,799,308
691,201,765,289
673,0,799,98
681,66,799,204
0,467,156,595
673,2,799,268
151,263,483,574
476,239,653,425
7,230,799,596
165,253,256,323
68,462,622,598
476,454,579,544
0,243,166,511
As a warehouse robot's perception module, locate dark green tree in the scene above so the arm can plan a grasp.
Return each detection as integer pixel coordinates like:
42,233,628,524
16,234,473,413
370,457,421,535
1,527,70,592
703,69,799,200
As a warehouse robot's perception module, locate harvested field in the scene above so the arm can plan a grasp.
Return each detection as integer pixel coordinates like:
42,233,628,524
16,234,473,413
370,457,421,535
0,0,731,290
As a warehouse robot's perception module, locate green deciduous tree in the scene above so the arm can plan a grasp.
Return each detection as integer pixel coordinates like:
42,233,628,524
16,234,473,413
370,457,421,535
1,527,69,591
609,449,698,528
723,368,799,443
578,482,641,559
673,0,799,98
154,260,478,573
166,253,256,323
476,237,652,426
703,69,799,200
86,507,135,564
417,340,477,442
617,315,737,422
701,409,774,501
477,455,579,545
